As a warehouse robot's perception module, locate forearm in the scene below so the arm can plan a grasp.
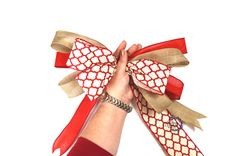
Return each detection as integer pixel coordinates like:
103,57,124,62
80,101,127,155
77,43,139,155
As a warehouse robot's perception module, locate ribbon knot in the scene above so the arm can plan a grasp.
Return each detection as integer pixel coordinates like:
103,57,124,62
66,38,171,100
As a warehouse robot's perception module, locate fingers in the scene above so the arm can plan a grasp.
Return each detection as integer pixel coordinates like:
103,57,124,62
127,44,142,55
114,42,142,74
137,44,142,50
114,41,142,58
116,50,128,74
113,40,127,58
127,44,138,54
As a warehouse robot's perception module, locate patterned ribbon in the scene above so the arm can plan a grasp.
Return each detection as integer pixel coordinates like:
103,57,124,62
51,30,205,156
66,38,171,100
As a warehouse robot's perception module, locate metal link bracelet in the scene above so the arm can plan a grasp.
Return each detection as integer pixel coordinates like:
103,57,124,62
100,91,133,113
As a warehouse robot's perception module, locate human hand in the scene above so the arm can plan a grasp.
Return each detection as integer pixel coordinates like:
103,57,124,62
106,41,142,104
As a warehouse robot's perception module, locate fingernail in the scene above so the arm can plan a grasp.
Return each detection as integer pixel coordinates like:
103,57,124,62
121,50,125,56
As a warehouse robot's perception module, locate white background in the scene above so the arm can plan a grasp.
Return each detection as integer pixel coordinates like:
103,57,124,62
0,0,235,155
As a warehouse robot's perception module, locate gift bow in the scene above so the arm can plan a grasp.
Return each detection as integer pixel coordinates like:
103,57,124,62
66,38,171,100
51,31,206,156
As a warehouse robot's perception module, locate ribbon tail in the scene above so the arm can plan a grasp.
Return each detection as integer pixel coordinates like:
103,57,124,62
52,95,96,155
167,101,206,129
137,86,206,129
131,85,204,156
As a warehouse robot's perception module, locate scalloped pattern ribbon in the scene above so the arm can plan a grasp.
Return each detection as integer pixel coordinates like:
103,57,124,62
66,38,171,100
51,30,205,156
132,84,204,156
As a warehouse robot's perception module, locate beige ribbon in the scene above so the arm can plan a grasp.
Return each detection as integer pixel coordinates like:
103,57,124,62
51,30,206,129
51,30,106,53
58,71,83,98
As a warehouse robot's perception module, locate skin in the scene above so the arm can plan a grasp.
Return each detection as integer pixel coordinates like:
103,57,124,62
80,41,142,155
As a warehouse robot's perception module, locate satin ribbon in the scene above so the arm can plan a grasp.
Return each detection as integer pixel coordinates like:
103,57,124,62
51,30,205,156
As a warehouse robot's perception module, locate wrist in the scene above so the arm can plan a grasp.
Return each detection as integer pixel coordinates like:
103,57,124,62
99,101,128,116
100,91,133,113
105,90,132,105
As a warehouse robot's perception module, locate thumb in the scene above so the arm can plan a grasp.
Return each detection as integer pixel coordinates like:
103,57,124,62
116,50,128,73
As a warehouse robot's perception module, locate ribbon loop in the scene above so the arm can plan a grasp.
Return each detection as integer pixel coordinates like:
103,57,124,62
128,59,170,94
58,71,83,98
131,48,189,67
66,38,116,72
51,30,106,53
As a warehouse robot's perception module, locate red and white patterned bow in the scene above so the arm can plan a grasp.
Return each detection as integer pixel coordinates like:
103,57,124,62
66,38,171,100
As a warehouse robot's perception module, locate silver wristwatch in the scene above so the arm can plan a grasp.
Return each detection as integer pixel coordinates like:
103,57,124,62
100,91,133,113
